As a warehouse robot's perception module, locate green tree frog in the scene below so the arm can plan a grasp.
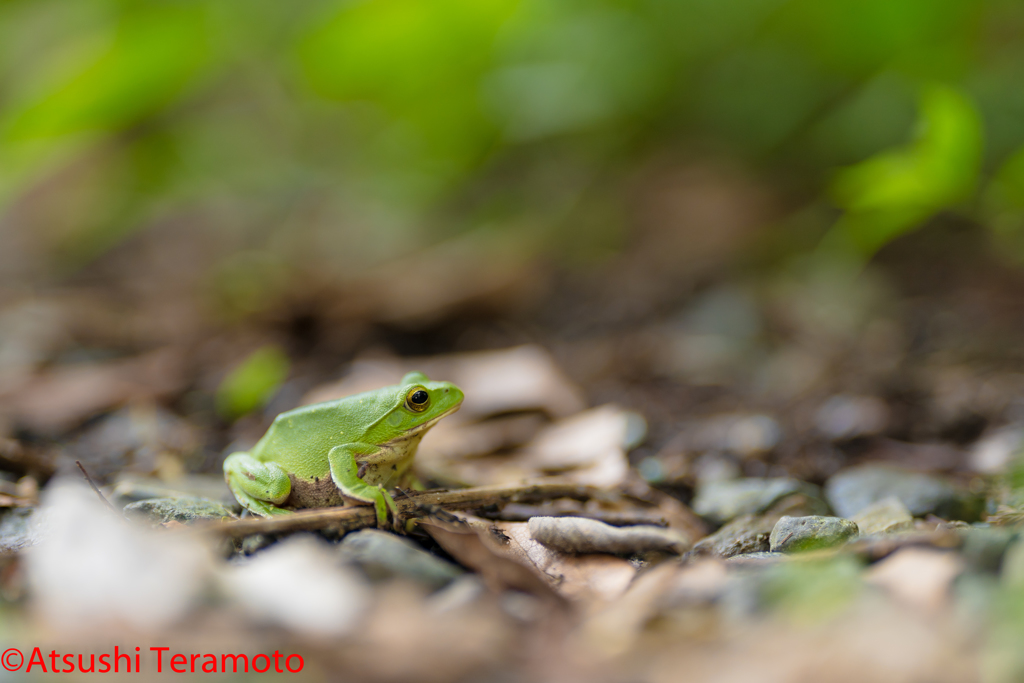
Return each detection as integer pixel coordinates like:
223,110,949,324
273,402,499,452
223,372,464,526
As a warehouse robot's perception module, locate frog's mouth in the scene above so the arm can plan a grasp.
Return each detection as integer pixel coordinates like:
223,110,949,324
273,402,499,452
403,403,462,436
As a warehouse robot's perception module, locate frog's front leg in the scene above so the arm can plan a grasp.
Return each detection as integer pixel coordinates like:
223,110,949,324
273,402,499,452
224,452,292,517
328,444,398,528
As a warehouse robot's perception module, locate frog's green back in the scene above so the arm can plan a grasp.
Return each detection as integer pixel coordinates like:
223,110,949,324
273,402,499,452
249,389,396,476
247,373,464,480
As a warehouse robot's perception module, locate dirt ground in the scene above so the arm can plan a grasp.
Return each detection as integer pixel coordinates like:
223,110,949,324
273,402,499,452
1,194,1024,682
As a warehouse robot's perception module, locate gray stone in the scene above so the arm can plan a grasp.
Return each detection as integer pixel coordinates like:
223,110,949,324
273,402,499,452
690,492,832,559
849,497,913,535
693,477,822,524
769,516,859,553
111,474,238,507
691,514,773,558
825,464,983,521
339,529,463,589
122,497,237,525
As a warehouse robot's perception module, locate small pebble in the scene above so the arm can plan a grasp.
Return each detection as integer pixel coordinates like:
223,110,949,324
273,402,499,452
825,464,982,521
849,497,913,535
123,497,237,525
690,514,773,558
769,515,859,553
339,529,463,589
690,492,832,559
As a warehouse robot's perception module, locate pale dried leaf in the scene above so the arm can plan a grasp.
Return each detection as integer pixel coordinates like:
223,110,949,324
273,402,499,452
664,558,728,606
577,562,680,658
418,516,564,603
512,405,641,488
864,547,964,612
494,522,637,603
349,581,513,683
529,516,689,555
1,347,186,434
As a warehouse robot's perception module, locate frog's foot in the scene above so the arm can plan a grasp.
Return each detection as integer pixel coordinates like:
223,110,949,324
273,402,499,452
327,444,401,528
377,486,401,531
223,452,292,518
338,486,398,528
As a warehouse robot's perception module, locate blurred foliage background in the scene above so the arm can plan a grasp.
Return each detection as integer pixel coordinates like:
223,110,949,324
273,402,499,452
1,0,1024,323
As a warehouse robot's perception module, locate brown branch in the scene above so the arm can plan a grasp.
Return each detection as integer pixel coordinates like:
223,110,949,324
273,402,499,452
209,481,603,538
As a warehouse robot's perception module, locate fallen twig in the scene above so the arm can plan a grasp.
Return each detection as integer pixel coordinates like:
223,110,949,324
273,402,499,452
208,481,604,538
75,460,120,515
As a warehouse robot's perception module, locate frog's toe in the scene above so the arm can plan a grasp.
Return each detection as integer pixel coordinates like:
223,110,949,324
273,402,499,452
241,498,294,518
372,492,390,529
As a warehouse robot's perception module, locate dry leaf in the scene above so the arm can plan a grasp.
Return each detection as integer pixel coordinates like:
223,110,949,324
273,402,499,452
864,547,964,612
493,522,637,603
433,405,643,488
1,347,186,434
418,515,566,604
346,581,513,683
529,516,689,555
577,562,680,658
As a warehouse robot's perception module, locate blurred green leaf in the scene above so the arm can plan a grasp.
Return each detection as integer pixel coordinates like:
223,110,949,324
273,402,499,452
216,346,290,421
990,146,1024,212
0,2,215,267
296,0,516,200
3,4,211,142
696,46,827,154
825,84,983,257
773,0,976,77
0,0,1019,280
483,2,667,141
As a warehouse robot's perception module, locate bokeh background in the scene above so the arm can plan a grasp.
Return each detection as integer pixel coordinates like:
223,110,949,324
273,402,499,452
3,1,1024,680
3,0,1024,454
3,0,1024,304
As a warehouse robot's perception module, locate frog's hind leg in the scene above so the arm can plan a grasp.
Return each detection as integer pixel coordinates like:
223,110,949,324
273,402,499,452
223,452,292,518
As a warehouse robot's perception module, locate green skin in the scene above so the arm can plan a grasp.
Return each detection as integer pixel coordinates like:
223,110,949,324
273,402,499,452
223,372,464,526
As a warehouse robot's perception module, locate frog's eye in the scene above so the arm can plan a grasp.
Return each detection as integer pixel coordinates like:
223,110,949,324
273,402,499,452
406,388,430,412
